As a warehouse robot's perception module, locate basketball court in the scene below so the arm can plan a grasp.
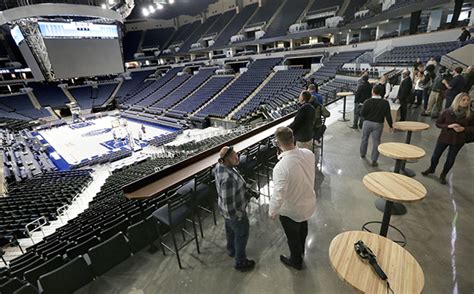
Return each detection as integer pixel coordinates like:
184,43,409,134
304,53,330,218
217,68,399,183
34,116,174,169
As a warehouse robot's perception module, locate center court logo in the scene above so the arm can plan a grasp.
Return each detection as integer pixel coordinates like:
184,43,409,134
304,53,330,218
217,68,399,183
82,128,112,137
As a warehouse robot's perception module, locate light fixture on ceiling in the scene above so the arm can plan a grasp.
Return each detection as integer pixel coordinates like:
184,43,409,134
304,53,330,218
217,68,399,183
156,3,164,9
142,7,150,16
108,0,114,5
101,3,107,9
149,5,155,12
168,0,175,4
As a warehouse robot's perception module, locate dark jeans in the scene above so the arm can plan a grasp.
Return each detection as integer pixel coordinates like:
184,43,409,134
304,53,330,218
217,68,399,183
423,88,431,109
353,104,363,128
429,142,464,175
279,215,308,266
414,89,423,105
225,216,249,266
445,94,456,109
399,100,408,121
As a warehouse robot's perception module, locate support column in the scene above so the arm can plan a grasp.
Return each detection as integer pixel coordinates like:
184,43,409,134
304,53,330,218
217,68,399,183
409,10,421,34
450,0,464,28
427,9,443,32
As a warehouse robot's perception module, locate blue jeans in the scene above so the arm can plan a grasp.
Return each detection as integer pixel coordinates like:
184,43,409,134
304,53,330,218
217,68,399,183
429,142,464,176
360,121,384,162
352,104,363,128
225,216,249,266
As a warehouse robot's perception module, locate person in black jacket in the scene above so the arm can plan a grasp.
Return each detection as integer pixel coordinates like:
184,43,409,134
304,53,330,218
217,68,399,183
396,70,413,121
458,27,471,42
360,85,394,167
289,91,316,151
351,75,372,129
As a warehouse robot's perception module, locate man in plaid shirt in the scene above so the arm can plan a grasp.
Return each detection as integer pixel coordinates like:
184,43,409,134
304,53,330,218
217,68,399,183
214,146,255,272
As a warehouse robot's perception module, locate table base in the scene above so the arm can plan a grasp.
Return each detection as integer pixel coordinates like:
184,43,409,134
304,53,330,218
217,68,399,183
375,199,407,215
361,221,407,247
390,167,416,177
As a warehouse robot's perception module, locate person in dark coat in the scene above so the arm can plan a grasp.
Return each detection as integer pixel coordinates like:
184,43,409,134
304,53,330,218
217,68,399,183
351,75,372,129
422,92,473,184
458,27,471,42
289,91,316,151
396,70,413,121
443,67,466,108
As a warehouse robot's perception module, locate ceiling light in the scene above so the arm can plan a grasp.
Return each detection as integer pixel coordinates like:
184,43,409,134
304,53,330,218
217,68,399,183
108,0,114,4
142,8,150,16
149,5,155,12
101,4,107,9
156,3,164,9
168,0,174,4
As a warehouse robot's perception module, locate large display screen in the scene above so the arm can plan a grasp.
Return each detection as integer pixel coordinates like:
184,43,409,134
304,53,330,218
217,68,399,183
37,21,124,79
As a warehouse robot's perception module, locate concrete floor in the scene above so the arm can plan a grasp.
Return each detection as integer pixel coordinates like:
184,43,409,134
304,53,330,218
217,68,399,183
78,107,474,294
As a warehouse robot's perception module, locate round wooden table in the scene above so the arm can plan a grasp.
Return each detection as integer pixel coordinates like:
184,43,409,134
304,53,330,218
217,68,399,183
363,172,426,241
329,231,425,294
377,143,425,215
393,122,430,177
336,91,354,122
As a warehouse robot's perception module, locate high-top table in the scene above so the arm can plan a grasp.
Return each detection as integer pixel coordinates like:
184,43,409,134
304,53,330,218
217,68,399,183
329,231,425,294
362,172,426,244
393,121,430,177
377,142,425,215
336,91,354,122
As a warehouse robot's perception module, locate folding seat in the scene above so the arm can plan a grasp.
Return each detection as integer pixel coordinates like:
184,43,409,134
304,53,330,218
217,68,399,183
87,232,131,276
38,255,94,294
23,255,66,288
0,277,26,294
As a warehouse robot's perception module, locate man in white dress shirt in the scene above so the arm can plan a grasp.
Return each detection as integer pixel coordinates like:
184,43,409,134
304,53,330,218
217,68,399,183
269,127,316,270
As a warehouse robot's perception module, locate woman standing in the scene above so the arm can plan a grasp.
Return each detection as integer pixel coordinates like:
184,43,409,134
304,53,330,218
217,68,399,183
422,93,473,184
413,71,424,108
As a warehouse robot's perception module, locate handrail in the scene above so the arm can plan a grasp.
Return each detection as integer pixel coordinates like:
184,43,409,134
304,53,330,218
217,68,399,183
441,54,468,69
25,216,48,244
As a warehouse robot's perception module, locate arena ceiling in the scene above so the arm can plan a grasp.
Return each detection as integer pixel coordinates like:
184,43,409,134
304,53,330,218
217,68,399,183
0,0,219,20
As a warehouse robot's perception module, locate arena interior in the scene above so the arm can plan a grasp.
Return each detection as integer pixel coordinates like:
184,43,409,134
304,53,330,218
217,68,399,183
0,0,473,293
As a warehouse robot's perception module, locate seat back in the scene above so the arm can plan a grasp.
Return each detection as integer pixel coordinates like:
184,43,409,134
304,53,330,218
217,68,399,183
24,255,67,286
100,218,130,240
0,277,26,294
88,232,131,276
127,217,158,254
167,190,194,225
12,283,38,294
38,255,93,294
65,236,101,259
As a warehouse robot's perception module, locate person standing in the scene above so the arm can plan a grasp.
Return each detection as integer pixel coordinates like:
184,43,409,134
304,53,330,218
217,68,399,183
396,70,413,121
269,127,316,271
422,93,473,184
458,27,471,42
351,75,372,129
214,146,255,272
424,67,447,117
360,85,394,167
413,71,424,108
308,84,324,105
443,67,466,108
289,91,316,151
378,75,391,100
422,64,436,110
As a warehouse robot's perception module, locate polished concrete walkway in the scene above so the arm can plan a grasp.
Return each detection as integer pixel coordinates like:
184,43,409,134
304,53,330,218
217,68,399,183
79,108,474,294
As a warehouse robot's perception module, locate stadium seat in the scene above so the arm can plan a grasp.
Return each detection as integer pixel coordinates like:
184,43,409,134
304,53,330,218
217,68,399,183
38,255,93,294
126,216,159,254
87,232,131,276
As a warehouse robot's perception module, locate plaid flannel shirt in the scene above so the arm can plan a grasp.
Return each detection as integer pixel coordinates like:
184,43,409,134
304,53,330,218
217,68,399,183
214,163,248,219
